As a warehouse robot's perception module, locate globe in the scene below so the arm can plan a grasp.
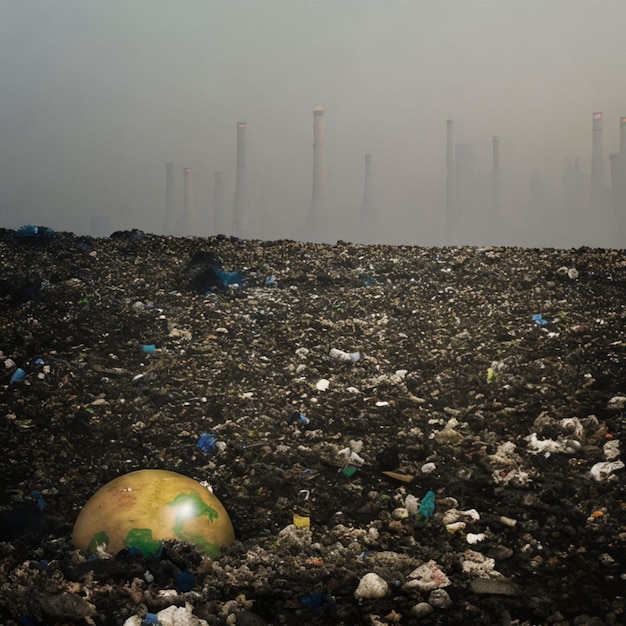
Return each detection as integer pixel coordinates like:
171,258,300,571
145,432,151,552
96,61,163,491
72,469,235,558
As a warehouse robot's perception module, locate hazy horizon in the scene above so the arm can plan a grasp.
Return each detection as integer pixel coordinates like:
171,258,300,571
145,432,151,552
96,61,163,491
1,0,626,247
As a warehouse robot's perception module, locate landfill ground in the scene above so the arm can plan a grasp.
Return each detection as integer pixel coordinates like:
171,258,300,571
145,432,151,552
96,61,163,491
1,227,625,626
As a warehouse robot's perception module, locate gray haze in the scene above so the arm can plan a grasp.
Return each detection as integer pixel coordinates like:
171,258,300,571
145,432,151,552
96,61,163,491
1,0,626,247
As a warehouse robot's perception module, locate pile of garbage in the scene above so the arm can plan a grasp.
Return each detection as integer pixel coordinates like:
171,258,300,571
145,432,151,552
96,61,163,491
1,227,625,625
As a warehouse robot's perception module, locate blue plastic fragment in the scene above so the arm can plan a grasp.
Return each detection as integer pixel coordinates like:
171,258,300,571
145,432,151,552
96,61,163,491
213,267,245,289
418,490,436,519
175,570,196,592
265,275,276,286
287,411,310,426
34,358,45,366
300,592,336,611
10,368,27,384
196,432,218,456
31,490,46,510
532,313,548,326
141,613,160,626
142,344,156,353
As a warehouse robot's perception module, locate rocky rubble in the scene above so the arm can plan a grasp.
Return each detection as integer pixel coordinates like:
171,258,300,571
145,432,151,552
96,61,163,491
0,227,625,625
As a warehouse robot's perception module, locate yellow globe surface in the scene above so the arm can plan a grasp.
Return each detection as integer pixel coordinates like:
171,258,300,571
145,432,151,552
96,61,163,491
72,469,235,558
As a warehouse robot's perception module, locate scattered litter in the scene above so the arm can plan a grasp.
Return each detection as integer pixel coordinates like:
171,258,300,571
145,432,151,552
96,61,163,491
196,433,218,456
354,572,389,600
287,411,310,427
532,313,548,326
590,460,624,481
381,471,414,483
418,490,436,519
338,440,365,466
342,466,358,477
293,513,311,529
10,368,26,384
315,378,330,391
329,348,361,362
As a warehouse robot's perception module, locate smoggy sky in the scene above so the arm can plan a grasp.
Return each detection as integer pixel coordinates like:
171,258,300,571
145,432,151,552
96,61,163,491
1,0,626,246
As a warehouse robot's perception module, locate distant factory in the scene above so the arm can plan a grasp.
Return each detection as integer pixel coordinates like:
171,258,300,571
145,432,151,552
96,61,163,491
160,108,626,248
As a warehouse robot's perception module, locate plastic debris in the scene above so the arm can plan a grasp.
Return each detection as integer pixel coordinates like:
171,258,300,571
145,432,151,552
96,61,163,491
264,275,276,287
213,267,245,289
342,466,358,477
10,368,26,384
418,490,436,519
142,344,156,354
141,614,160,626
329,348,361,362
404,560,451,592
532,313,548,326
196,433,218,456
174,571,196,592
31,490,46,510
300,592,335,611
287,411,310,426
354,572,389,600
293,513,310,529
590,460,624,481
339,440,365,466
381,470,414,483
315,378,330,391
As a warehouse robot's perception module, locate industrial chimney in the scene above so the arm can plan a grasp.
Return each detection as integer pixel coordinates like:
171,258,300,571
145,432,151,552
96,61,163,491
455,142,475,244
445,120,456,241
177,167,193,236
358,154,377,243
213,171,224,235
163,162,175,235
306,104,330,242
491,136,502,235
233,122,251,238
610,117,626,240
590,112,605,209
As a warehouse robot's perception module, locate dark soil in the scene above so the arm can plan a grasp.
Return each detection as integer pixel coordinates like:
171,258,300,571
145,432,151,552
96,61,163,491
1,228,625,625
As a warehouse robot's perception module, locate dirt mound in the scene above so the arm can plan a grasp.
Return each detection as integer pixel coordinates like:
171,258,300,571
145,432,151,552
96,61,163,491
1,229,625,625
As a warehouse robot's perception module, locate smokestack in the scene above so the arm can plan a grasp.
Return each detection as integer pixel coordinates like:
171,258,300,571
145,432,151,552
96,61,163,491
178,167,193,236
358,154,377,243
610,118,626,240
213,171,224,235
455,142,475,244
306,104,330,242
491,136,502,229
590,112,605,208
446,120,456,240
233,122,251,238
163,162,175,235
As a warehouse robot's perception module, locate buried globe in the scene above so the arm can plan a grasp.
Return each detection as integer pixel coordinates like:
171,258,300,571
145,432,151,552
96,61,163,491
72,469,235,558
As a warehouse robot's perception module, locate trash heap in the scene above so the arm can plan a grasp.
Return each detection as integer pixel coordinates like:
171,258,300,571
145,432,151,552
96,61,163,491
1,228,625,625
